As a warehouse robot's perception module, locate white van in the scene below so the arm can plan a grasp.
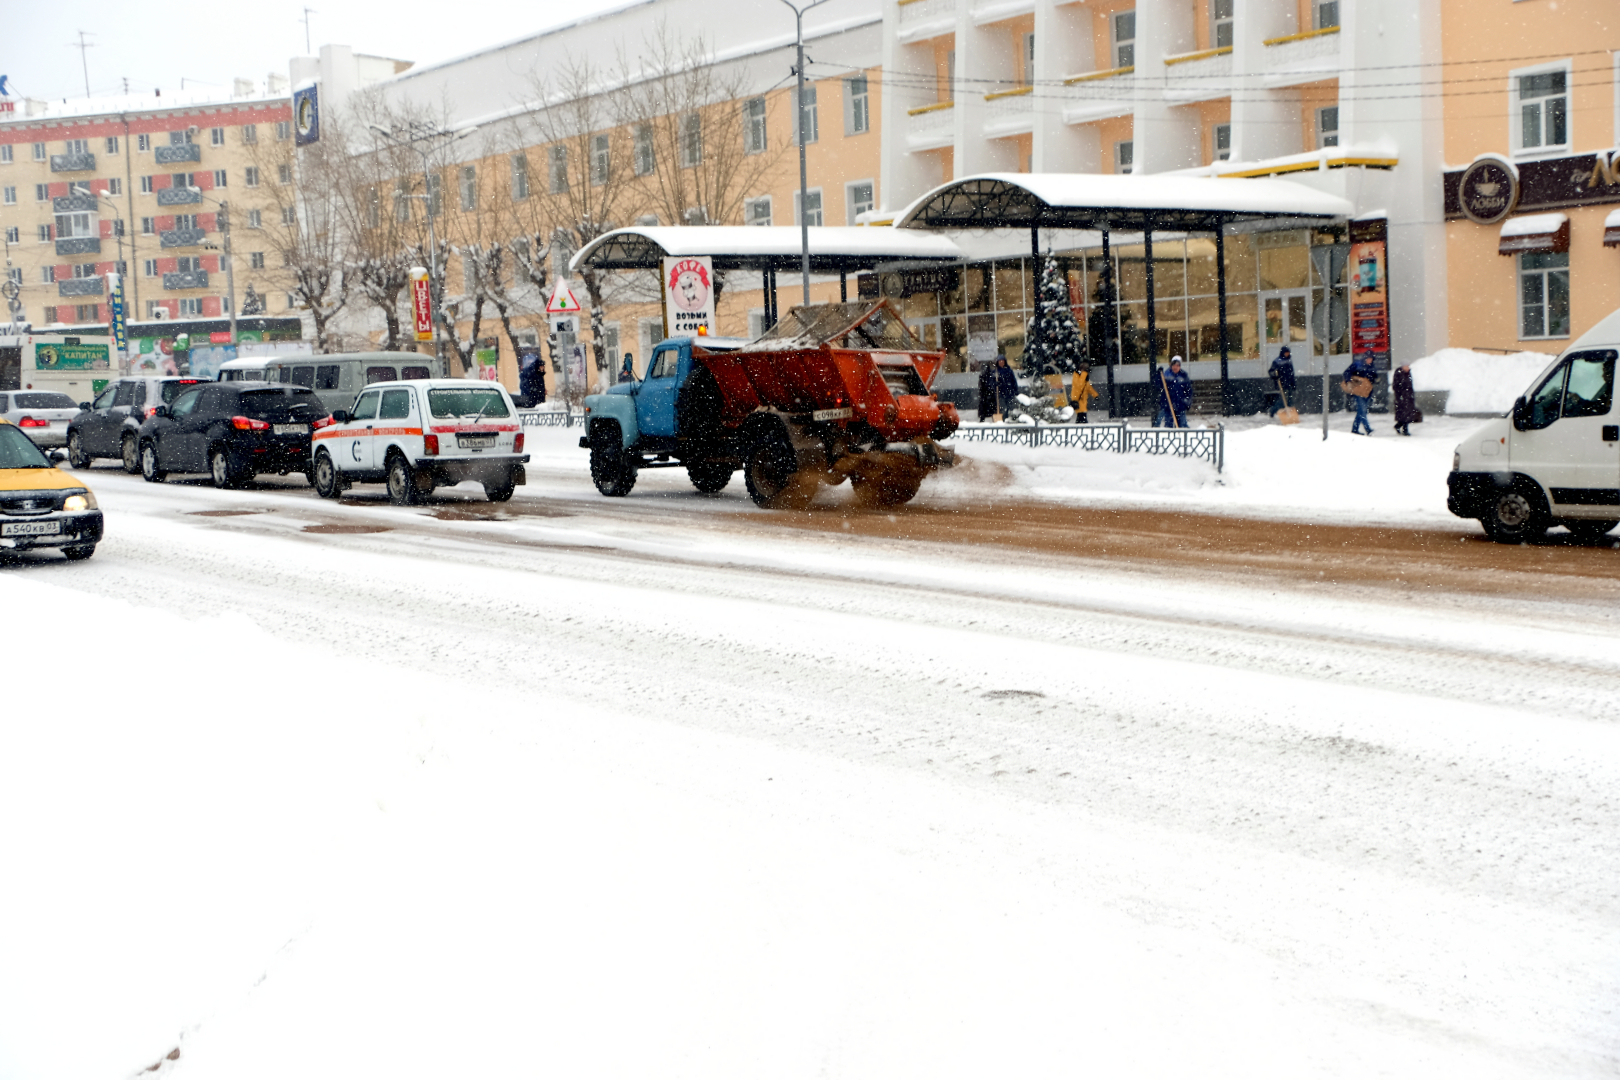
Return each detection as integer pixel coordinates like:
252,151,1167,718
1448,308,1619,542
262,352,443,415
216,357,269,382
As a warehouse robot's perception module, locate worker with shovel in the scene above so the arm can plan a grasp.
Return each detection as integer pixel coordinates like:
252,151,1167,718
1155,356,1193,428
1267,346,1298,421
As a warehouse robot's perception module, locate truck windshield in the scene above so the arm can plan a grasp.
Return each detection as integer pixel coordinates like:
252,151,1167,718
428,388,510,419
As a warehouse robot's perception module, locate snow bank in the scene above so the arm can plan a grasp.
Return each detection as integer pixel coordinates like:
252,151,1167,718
1408,347,1554,415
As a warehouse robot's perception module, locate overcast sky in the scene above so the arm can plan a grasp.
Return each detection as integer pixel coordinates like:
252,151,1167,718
7,0,637,103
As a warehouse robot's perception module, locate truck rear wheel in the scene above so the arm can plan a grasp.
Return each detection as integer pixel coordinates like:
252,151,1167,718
686,460,733,494
589,422,637,497
744,431,812,510
850,455,925,508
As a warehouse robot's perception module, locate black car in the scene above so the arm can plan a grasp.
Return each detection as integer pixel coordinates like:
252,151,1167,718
137,382,331,488
66,376,207,473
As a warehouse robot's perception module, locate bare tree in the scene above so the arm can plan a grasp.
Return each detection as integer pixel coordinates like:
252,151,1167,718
247,122,350,352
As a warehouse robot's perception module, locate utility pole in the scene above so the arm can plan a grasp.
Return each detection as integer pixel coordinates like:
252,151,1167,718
189,188,237,346
302,8,317,54
778,0,832,306
72,31,95,97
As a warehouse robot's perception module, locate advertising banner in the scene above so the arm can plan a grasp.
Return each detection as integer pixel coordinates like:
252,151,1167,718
33,341,110,371
1349,218,1391,370
107,273,128,357
474,346,500,381
293,83,320,146
661,256,715,338
410,267,433,341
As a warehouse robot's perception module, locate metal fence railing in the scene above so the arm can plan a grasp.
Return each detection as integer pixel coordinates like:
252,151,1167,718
949,421,1225,472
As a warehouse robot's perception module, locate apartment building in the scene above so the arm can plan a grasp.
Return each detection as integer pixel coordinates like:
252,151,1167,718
0,86,303,334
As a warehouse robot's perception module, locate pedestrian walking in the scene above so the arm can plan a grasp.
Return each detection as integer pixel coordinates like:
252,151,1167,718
1267,347,1297,418
994,355,1020,419
1155,356,1192,428
1342,354,1379,435
1392,362,1419,436
1070,363,1100,423
517,350,546,407
618,352,636,384
977,361,998,422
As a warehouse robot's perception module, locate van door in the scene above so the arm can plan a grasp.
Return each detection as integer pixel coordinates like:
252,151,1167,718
637,343,683,438
1510,349,1619,510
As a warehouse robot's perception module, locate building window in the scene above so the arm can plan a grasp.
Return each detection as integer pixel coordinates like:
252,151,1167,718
41,266,55,283
282,206,296,225
250,251,265,270
1212,0,1233,48
37,224,53,243
137,133,151,152
745,97,768,154
549,146,569,193
276,121,291,141
1024,33,1036,83
395,181,410,223
178,298,203,317
426,173,442,216
104,177,122,196
245,166,260,187
460,164,477,210
746,196,772,226
1520,252,1570,339
1315,0,1339,30
248,209,262,229
242,124,257,144
846,179,874,223
144,259,158,276
210,127,225,146
43,306,58,323
172,172,194,189
277,163,292,185
286,293,299,311
792,87,818,145
32,142,46,161
140,217,154,234
1515,64,1569,154
1113,11,1135,69
140,176,153,194
795,188,823,226
1214,123,1231,161
74,262,98,279
0,144,10,163
5,267,18,284
1115,140,1134,174
1316,106,1339,148
55,211,93,239
35,183,49,202
680,114,703,167
591,134,610,186
511,153,529,199
634,124,655,176
76,304,99,322
3,227,15,243
213,169,227,187
169,130,191,147
105,136,119,155
843,76,870,136
1,186,13,205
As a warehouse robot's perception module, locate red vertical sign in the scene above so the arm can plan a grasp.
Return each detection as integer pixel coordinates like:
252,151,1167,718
410,267,433,342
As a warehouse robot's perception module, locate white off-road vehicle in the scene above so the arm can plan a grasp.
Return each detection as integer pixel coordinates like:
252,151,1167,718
311,379,529,505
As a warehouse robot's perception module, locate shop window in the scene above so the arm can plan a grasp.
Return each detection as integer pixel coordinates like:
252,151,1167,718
1212,0,1233,48
1514,63,1569,155
1113,11,1135,69
1316,106,1339,149
1519,252,1570,339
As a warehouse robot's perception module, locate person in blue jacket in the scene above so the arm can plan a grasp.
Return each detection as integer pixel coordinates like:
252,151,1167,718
1342,354,1379,435
1267,346,1297,417
1155,355,1193,428
994,355,1020,418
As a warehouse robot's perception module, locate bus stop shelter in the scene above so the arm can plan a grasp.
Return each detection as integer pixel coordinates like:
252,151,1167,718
894,173,1352,415
570,226,964,330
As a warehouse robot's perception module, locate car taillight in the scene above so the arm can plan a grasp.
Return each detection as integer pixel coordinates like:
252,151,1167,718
513,433,524,453
312,415,334,429
231,415,271,431
17,416,47,428
424,434,439,456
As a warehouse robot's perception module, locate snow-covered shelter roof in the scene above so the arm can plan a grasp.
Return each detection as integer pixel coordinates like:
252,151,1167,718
570,226,964,274
895,173,1354,233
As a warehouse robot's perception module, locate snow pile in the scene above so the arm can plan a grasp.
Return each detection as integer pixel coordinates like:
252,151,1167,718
1409,347,1553,415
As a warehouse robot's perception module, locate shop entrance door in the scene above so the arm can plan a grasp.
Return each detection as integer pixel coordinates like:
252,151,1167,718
910,317,941,351
1261,290,1313,368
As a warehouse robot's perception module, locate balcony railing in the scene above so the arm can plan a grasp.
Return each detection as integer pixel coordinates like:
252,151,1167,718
905,99,955,150
1060,65,1135,125
50,152,96,173
1164,46,1233,105
52,192,98,213
982,85,1033,137
154,143,202,165
156,187,202,206
58,277,104,298
162,270,209,290
159,227,207,249
55,237,101,257
896,0,955,43
1260,24,1340,85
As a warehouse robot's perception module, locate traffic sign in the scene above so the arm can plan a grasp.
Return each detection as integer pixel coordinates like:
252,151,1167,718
546,279,582,315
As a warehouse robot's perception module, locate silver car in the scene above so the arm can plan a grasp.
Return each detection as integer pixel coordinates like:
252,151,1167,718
0,391,80,448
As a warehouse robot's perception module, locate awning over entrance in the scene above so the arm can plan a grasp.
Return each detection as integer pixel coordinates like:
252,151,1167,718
893,173,1354,233
570,226,964,274
1500,213,1570,255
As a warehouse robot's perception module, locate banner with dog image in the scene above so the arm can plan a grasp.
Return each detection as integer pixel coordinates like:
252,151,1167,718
662,256,715,338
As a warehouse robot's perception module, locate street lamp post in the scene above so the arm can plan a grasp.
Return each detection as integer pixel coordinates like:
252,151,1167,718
95,188,130,372
778,0,833,306
188,187,236,348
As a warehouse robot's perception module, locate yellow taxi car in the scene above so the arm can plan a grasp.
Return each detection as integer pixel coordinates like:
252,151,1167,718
0,417,103,560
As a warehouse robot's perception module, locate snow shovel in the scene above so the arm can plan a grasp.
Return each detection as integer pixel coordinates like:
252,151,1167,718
1159,369,1182,429
1276,388,1300,426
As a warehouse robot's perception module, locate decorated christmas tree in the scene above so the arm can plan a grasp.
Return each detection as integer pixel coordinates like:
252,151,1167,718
1007,255,1085,423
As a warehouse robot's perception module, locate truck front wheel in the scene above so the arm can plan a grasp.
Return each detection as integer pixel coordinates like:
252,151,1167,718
589,423,638,497
744,431,811,510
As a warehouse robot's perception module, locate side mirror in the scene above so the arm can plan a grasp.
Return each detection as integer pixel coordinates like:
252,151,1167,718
48,450,67,464
152,404,170,419
1511,396,1529,430
331,409,350,423
78,401,91,411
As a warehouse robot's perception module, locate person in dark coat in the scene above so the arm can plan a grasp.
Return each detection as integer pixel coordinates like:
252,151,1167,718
994,355,1020,418
1267,346,1297,417
618,352,636,383
1342,355,1379,435
977,361,998,421
517,351,546,407
1155,356,1193,428
1392,362,1418,436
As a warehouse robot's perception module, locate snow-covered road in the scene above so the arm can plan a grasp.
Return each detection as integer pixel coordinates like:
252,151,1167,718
3,459,1618,1079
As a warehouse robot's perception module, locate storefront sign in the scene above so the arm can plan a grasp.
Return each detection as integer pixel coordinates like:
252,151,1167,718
1349,218,1391,369
293,84,320,146
1457,156,1519,224
107,273,128,356
410,267,433,341
34,341,110,370
662,256,715,337
1446,150,1620,219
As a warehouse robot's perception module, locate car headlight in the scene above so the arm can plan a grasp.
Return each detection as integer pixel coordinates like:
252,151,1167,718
62,492,97,511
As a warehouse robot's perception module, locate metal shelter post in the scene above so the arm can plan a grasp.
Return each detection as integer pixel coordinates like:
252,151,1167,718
1144,220,1158,379
1216,218,1230,415
839,269,847,302
1102,226,1117,418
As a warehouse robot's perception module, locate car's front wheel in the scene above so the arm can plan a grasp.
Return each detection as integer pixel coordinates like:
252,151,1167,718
312,451,344,499
1481,483,1548,544
140,442,166,483
121,434,140,474
67,432,92,470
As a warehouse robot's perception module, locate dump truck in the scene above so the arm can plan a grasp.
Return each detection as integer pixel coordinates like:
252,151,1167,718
581,300,960,508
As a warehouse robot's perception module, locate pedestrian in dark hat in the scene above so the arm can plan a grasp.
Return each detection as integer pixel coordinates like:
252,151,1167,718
994,355,1020,419
1267,347,1297,418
